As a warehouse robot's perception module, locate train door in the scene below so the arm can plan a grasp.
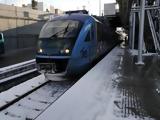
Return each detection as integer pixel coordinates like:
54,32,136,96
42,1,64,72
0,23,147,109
96,22,104,57
81,23,95,61
89,23,96,62
79,28,91,64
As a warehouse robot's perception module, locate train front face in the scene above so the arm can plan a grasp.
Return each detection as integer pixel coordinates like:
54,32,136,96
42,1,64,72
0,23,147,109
36,19,82,76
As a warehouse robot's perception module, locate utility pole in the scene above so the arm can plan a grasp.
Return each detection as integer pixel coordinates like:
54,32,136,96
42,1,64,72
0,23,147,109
82,5,86,10
99,0,101,16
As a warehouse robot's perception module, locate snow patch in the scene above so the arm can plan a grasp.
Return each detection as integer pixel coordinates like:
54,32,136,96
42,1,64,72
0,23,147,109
0,74,46,109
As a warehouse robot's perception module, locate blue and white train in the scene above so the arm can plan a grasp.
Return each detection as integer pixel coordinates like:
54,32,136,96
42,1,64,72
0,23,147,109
36,14,118,80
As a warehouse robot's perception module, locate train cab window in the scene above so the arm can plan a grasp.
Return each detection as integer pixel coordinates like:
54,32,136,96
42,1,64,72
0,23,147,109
39,20,81,39
85,31,91,42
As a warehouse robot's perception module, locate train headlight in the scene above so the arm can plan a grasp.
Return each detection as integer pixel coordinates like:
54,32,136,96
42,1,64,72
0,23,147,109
65,49,70,54
39,49,43,53
60,48,70,54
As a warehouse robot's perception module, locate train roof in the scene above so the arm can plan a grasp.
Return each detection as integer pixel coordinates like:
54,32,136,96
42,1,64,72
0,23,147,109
49,14,100,23
65,10,89,14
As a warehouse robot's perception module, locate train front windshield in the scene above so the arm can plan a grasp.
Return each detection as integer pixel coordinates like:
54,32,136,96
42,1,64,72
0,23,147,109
38,20,82,55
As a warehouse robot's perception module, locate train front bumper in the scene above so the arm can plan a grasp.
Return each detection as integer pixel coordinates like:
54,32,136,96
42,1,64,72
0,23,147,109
44,72,68,81
36,55,71,75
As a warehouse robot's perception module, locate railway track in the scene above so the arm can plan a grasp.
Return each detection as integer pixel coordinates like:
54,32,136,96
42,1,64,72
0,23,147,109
0,59,37,84
0,73,76,120
0,75,47,110
0,59,82,120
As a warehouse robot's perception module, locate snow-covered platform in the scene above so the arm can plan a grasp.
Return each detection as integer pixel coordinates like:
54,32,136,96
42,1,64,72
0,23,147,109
35,45,160,120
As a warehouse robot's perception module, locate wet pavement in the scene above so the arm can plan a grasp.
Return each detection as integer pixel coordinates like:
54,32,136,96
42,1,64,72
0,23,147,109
0,48,36,68
35,45,160,120
115,48,160,119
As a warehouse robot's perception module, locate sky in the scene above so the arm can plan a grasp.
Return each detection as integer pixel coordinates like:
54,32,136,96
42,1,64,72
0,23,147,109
0,0,116,15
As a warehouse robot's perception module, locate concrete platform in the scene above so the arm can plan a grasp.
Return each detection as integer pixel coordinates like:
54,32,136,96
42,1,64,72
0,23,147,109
35,45,160,120
0,48,36,68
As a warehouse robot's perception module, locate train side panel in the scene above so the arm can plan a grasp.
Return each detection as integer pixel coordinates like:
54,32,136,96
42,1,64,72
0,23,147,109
66,18,96,75
66,17,115,76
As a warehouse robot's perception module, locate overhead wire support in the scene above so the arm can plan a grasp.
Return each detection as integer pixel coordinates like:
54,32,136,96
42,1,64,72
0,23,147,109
147,10,160,53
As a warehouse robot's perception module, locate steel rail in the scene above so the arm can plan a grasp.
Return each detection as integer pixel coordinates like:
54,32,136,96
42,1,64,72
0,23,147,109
0,60,37,81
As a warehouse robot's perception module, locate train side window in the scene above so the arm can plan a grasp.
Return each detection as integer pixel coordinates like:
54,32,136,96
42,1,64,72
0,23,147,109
85,31,91,42
0,34,2,40
96,23,103,41
91,24,94,39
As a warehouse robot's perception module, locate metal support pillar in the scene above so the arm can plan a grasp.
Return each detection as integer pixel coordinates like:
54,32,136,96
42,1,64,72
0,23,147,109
138,10,147,52
159,18,160,41
156,0,160,6
129,12,133,48
132,12,136,49
136,0,145,65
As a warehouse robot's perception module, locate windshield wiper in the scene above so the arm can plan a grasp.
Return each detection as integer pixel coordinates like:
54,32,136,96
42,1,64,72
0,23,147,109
63,23,70,36
51,23,70,38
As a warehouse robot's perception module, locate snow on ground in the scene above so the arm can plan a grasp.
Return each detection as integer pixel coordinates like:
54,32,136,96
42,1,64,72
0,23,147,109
35,46,156,120
0,80,74,120
129,49,158,56
34,47,140,120
0,74,46,109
